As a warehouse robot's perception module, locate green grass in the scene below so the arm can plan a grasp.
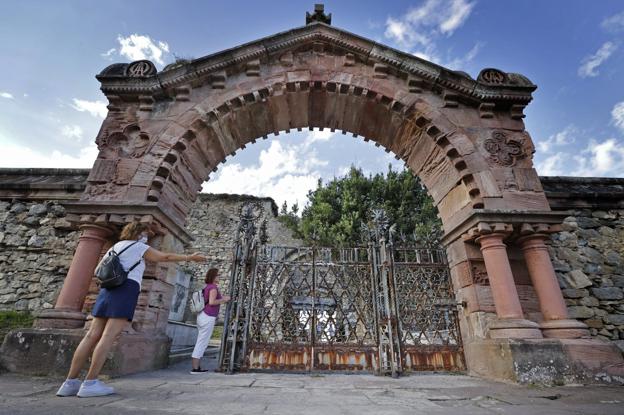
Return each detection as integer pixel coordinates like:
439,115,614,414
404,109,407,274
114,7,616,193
211,325,223,340
0,311,34,341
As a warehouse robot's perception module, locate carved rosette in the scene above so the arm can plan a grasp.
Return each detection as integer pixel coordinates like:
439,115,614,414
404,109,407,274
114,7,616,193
483,130,526,167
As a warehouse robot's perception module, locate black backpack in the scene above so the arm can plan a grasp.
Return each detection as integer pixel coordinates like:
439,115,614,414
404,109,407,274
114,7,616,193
95,241,142,289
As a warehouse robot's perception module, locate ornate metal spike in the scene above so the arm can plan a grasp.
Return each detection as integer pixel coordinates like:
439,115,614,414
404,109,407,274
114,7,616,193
259,219,269,245
370,208,391,243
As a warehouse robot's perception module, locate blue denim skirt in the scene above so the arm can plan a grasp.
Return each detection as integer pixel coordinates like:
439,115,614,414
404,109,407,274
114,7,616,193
91,279,141,321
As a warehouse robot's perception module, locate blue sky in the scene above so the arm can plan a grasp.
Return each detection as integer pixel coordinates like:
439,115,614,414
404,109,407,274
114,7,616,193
1,1,623,209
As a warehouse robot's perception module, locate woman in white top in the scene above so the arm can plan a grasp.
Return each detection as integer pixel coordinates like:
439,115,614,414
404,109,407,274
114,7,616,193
57,222,206,398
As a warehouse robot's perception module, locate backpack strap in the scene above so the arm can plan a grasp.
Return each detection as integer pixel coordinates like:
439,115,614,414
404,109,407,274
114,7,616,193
127,260,142,273
114,241,139,256
113,241,142,273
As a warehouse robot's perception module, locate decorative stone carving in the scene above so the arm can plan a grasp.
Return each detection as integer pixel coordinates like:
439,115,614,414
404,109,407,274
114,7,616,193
245,60,261,76
470,261,490,285
483,130,526,167
87,159,117,183
373,63,389,79
478,68,507,85
100,125,150,159
210,72,226,89
407,77,424,93
306,4,332,25
344,52,355,67
125,60,157,77
479,102,495,118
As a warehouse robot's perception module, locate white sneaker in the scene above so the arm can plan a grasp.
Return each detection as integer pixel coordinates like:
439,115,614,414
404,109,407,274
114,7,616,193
76,379,115,398
56,378,82,397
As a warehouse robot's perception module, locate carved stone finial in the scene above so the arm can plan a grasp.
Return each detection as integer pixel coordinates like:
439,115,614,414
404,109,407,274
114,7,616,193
125,60,157,77
477,68,507,85
306,4,332,25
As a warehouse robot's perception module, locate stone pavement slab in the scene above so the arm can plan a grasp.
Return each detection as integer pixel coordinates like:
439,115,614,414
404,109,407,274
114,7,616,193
0,356,623,415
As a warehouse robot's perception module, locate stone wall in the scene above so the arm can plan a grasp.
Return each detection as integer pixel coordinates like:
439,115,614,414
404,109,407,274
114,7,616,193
0,200,78,312
542,177,624,353
177,193,303,323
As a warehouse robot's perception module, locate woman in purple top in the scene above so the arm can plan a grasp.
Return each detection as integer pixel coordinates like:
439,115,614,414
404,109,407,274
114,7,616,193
190,268,230,374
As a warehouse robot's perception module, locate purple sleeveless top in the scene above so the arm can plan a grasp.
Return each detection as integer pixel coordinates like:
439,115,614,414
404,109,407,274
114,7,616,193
202,283,221,317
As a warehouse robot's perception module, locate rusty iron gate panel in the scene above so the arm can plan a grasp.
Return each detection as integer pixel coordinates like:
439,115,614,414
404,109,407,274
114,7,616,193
390,247,465,372
246,246,379,372
218,205,464,375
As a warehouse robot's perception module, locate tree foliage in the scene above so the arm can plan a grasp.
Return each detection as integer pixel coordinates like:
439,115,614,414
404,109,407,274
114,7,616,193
278,165,442,247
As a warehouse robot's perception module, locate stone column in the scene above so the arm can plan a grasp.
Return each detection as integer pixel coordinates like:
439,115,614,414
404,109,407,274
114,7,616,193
475,230,542,339
34,224,113,329
518,232,589,338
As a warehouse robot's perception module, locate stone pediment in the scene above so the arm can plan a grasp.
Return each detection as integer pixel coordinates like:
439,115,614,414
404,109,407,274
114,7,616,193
96,21,536,107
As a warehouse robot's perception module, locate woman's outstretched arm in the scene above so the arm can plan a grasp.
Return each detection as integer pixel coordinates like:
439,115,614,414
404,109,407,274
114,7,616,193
144,248,206,263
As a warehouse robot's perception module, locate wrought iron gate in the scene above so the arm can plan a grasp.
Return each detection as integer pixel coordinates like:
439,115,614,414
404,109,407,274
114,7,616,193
218,205,465,375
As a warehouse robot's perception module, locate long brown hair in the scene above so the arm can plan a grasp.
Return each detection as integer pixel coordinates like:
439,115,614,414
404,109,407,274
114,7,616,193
205,268,219,284
119,222,148,241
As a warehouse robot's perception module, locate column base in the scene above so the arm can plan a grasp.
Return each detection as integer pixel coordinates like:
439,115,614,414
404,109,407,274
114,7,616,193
33,308,87,329
0,328,171,377
464,337,624,385
488,318,543,339
540,319,590,339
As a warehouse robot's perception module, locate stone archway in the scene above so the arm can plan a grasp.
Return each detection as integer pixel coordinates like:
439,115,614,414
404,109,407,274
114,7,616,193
25,6,622,382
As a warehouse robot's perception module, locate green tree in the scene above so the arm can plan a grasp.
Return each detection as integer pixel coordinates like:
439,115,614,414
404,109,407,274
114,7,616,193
278,165,442,247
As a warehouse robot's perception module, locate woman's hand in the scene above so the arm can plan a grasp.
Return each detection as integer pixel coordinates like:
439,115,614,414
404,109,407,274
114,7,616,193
187,252,207,262
222,295,231,303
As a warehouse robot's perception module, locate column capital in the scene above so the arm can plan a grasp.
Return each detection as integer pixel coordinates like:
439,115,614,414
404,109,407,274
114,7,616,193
463,222,513,243
67,212,168,237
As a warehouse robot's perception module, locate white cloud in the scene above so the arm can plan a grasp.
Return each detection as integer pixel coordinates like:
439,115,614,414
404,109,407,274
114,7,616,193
0,91,14,99
60,125,83,140
385,0,475,48
611,101,624,133
536,153,566,176
602,10,624,33
117,34,170,66
440,0,475,35
578,41,618,78
385,17,431,48
443,42,483,70
538,139,624,177
71,99,108,118
385,0,478,71
101,47,116,60
573,139,624,176
303,128,335,147
203,138,330,209
0,133,98,168
537,125,577,153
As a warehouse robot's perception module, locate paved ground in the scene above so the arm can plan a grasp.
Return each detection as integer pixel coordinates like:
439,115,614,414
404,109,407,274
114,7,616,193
1,355,623,415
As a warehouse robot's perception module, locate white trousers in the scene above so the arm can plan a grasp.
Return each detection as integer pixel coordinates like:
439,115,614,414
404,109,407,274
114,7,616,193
191,312,216,359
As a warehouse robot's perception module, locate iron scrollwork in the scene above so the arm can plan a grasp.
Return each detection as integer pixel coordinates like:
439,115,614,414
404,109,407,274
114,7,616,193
219,207,464,375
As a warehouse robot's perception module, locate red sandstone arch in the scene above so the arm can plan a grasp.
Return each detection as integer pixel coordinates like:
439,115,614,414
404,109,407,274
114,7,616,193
87,24,546,235
31,12,618,382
